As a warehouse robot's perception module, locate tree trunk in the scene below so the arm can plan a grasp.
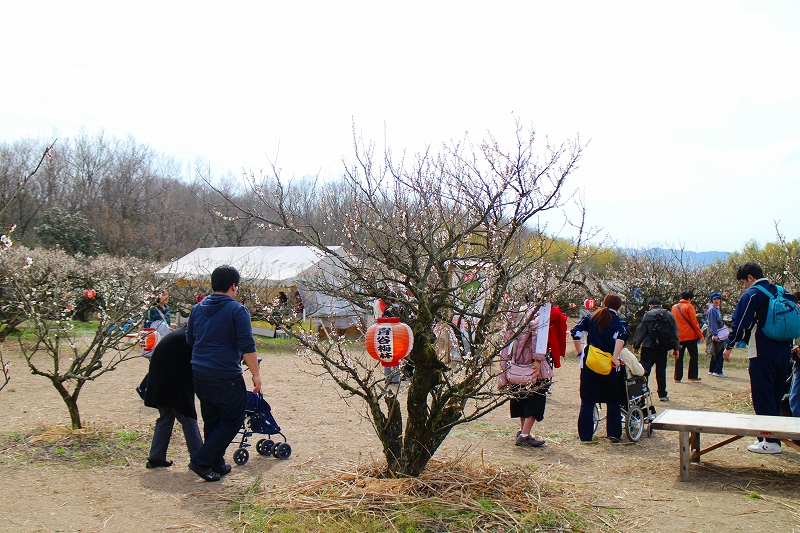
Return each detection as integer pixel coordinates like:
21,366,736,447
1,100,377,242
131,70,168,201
386,341,456,477
382,394,403,472
66,396,83,429
52,379,83,429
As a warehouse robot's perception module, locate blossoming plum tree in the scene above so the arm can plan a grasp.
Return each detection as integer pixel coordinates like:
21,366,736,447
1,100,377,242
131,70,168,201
1,246,163,428
215,124,595,476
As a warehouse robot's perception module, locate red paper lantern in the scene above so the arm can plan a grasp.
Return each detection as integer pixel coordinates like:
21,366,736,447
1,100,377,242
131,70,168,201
138,327,158,351
84,288,96,299
584,298,596,311
366,317,414,367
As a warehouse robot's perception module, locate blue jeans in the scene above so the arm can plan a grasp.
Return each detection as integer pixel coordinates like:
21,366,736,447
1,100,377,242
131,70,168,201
708,342,725,375
191,373,247,472
790,366,800,418
149,407,203,462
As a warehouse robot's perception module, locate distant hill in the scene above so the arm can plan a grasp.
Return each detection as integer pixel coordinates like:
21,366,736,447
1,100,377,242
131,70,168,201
642,248,730,265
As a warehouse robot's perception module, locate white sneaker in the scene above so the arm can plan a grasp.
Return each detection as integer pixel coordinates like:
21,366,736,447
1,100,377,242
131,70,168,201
711,372,727,378
747,440,782,454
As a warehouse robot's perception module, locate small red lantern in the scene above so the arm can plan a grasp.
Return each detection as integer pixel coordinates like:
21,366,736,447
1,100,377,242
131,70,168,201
584,298,596,311
366,317,414,367
84,288,96,299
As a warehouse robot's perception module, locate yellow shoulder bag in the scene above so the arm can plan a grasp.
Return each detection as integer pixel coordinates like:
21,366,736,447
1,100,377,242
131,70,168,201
585,345,614,375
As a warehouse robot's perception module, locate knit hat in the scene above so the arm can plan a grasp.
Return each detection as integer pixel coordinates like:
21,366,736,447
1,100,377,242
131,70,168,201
709,291,722,301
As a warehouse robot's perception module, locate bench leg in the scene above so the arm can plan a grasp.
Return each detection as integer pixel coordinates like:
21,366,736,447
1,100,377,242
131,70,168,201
783,439,800,452
690,432,701,463
679,430,691,481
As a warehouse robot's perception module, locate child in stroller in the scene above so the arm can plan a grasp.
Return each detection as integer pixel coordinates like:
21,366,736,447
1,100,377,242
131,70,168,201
593,348,657,442
231,391,291,465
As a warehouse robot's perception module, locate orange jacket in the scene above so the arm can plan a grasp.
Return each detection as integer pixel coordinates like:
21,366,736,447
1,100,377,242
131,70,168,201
671,299,704,342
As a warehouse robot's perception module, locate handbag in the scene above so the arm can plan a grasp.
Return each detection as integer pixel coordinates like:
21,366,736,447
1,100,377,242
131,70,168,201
715,326,729,341
505,361,541,387
585,345,614,375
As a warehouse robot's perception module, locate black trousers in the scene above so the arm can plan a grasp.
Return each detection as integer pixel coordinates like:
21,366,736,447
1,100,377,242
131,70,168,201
640,346,669,398
675,340,699,381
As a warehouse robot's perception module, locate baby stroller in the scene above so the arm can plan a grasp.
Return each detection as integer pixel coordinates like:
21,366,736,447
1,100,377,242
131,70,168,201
593,366,657,442
231,391,292,465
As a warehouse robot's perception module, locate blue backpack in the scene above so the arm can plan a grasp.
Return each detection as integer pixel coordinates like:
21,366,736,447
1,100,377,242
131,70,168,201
752,284,800,341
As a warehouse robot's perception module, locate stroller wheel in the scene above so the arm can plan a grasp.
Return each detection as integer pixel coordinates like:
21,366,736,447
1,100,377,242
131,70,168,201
233,448,250,465
273,442,292,460
592,404,601,433
256,439,275,456
625,407,645,442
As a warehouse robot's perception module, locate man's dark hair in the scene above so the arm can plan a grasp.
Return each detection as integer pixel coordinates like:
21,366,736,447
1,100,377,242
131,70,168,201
736,262,764,281
647,297,661,307
211,265,240,292
679,290,694,301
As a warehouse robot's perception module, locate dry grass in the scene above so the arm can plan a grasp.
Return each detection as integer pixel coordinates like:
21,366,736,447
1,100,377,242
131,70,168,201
0,424,150,467
239,452,611,532
712,386,753,412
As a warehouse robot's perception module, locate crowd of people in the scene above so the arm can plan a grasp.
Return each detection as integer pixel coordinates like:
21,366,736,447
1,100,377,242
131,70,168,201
140,261,799,480
499,261,799,453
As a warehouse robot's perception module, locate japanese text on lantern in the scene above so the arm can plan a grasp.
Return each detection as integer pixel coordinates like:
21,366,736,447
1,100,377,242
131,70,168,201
376,326,394,361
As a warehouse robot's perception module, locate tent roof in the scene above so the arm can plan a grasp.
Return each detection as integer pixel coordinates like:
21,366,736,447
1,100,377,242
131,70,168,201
156,246,342,286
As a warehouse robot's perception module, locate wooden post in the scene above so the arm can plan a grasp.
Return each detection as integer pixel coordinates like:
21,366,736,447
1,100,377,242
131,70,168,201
690,432,701,463
679,430,691,481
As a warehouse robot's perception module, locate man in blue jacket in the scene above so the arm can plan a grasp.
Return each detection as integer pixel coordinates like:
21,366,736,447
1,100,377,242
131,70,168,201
723,262,795,454
186,265,261,481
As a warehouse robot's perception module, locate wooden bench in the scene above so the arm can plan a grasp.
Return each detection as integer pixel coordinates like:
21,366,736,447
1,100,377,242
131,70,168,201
651,409,800,481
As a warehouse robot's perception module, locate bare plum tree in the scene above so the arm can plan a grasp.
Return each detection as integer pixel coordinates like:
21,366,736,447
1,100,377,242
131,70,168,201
212,124,591,476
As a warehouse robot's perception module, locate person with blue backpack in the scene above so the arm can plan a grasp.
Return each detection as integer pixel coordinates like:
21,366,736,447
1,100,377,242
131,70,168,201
790,290,800,419
723,262,800,454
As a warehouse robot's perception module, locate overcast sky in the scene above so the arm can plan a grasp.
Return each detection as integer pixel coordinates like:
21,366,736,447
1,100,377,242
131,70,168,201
3,1,799,253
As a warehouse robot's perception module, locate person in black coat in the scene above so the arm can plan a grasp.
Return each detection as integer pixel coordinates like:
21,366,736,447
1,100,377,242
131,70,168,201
143,326,203,468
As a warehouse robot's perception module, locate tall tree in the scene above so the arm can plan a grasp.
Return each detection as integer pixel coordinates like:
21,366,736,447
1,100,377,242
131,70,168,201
216,124,589,476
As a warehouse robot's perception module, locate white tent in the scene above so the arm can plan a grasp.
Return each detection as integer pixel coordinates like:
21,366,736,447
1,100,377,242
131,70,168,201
156,246,367,331
155,246,341,286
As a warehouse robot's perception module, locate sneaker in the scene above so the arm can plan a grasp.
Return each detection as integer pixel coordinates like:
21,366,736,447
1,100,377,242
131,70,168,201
527,436,545,447
747,441,782,454
711,372,727,378
687,377,702,382
659,396,670,402
674,379,681,383
516,435,545,447
708,371,713,376
607,436,623,443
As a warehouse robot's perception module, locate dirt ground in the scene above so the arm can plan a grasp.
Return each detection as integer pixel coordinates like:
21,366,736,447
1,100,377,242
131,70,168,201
1,343,799,533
